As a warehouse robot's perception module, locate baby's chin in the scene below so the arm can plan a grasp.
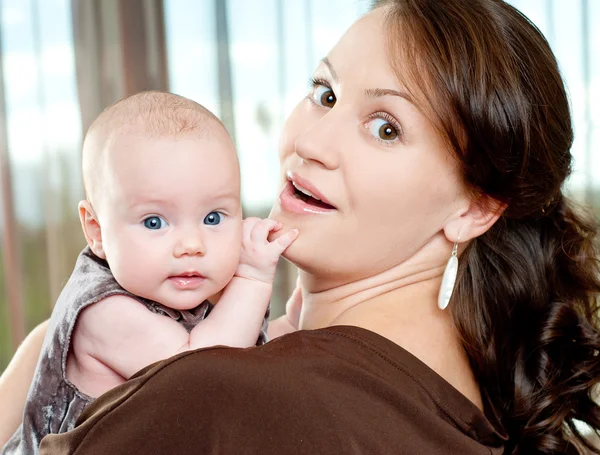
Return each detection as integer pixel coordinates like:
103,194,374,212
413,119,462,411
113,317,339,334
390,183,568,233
148,291,212,311
207,290,223,305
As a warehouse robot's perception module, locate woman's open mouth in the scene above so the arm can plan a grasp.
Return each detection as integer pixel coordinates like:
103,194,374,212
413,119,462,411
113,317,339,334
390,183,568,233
291,181,336,209
278,179,337,215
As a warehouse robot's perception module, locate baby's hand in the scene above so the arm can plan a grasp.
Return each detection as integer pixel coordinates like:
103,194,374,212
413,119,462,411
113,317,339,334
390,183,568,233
235,218,298,284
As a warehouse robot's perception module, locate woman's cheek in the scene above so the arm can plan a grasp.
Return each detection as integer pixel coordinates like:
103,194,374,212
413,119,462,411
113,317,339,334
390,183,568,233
279,101,315,161
278,122,297,161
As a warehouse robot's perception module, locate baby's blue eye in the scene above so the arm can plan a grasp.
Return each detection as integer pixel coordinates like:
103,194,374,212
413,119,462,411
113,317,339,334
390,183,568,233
143,216,168,230
203,212,222,226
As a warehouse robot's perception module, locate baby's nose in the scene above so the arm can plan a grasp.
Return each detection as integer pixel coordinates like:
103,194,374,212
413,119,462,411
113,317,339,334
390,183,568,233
173,232,206,258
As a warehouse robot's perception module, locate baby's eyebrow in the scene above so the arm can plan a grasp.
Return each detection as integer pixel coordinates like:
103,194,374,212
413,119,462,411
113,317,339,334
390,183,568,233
126,198,174,211
209,193,240,204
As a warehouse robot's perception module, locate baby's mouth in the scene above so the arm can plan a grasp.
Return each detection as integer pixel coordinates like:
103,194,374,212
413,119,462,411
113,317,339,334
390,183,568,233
168,272,205,289
178,272,203,278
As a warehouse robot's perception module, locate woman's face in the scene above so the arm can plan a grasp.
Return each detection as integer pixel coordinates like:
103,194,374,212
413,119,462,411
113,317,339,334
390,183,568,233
270,8,467,285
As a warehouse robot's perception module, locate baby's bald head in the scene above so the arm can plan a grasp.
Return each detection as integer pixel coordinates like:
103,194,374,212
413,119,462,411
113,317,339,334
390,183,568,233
78,91,243,307
82,91,233,209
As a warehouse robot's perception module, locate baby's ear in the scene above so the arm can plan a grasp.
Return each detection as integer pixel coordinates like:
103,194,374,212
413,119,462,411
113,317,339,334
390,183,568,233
78,200,106,259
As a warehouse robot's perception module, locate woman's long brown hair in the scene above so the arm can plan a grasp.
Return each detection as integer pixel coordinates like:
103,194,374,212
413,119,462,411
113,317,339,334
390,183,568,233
373,0,600,452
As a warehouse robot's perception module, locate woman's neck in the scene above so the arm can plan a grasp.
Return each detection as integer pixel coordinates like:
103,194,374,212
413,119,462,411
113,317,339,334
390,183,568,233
298,262,484,410
298,260,444,329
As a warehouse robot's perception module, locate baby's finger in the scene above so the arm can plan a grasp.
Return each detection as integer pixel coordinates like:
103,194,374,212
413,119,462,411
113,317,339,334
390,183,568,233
269,228,299,253
270,220,284,233
250,218,280,244
242,217,261,245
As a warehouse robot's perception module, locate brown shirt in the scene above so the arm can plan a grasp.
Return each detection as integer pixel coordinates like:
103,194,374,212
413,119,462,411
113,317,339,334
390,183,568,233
39,325,507,454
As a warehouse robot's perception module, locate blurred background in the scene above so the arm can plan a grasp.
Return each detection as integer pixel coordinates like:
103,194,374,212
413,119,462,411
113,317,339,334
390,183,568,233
0,0,598,372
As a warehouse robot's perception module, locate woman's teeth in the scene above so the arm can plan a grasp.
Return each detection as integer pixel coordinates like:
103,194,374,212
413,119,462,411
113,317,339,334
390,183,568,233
292,181,320,200
289,179,335,209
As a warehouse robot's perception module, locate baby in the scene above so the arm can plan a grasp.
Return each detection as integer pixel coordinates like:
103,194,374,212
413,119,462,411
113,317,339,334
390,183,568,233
2,91,298,455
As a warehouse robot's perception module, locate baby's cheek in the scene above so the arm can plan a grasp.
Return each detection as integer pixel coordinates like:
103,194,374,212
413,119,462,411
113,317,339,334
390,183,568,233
107,240,159,295
227,244,242,272
215,243,241,282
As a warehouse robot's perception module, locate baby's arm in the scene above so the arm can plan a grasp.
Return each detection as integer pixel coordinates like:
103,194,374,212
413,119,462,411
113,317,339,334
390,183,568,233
70,296,203,387
72,220,297,385
187,218,298,347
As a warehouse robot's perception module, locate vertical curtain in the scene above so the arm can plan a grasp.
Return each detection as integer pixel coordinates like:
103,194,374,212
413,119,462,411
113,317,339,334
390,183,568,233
507,0,599,210
0,0,169,371
0,0,598,372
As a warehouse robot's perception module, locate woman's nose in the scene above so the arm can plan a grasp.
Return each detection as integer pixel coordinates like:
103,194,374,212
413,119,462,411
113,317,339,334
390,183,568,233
173,229,206,258
294,115,342,170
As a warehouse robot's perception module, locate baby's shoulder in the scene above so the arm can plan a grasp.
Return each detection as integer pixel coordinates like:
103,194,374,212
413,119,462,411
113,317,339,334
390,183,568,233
78,294,147,322
74,294,156,341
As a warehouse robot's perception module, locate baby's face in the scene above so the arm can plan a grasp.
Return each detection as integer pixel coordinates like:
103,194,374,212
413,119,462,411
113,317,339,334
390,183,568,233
95,131,242,310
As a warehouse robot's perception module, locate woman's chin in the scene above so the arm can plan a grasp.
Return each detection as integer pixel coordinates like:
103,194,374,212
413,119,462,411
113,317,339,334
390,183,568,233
269,199,285,224
281,240,299,262
272,227,304,265
269,226,300,261
268,201,282,220
268,205,297,239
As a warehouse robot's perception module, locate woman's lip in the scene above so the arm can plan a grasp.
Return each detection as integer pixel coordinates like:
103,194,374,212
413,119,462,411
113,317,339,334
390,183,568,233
285,171,336,208
278,181,337,215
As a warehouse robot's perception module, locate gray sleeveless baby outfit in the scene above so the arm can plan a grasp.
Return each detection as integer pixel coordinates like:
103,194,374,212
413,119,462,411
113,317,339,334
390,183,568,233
1,247,268,455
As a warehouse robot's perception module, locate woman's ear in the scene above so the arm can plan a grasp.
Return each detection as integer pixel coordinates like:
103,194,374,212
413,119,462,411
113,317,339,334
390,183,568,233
78,200,106,259
444,195,506,243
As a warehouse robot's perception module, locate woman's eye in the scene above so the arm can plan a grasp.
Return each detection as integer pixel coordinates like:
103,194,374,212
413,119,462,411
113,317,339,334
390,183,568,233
312,85,336,108
203,212,223,226
143,216,168,230
366,117,400,142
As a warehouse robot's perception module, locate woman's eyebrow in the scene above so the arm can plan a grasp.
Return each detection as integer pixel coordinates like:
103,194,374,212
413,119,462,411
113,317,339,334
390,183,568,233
322,57,339,83
364,88,415,104
322,57,414,105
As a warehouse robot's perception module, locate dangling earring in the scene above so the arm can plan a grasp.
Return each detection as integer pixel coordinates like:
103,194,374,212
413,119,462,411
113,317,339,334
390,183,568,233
438,239,459,310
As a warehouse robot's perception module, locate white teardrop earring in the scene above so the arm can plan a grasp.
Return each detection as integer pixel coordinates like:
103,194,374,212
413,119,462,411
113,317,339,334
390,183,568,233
438,239,459,310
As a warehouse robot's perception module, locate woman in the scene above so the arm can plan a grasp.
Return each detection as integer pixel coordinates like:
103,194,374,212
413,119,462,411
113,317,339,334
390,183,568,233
0,321,49,446
4,0,600,453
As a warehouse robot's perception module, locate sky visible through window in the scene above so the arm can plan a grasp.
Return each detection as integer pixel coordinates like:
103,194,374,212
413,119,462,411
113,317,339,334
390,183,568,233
0,0,598,221
0,0,81,228
165,0,600,210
